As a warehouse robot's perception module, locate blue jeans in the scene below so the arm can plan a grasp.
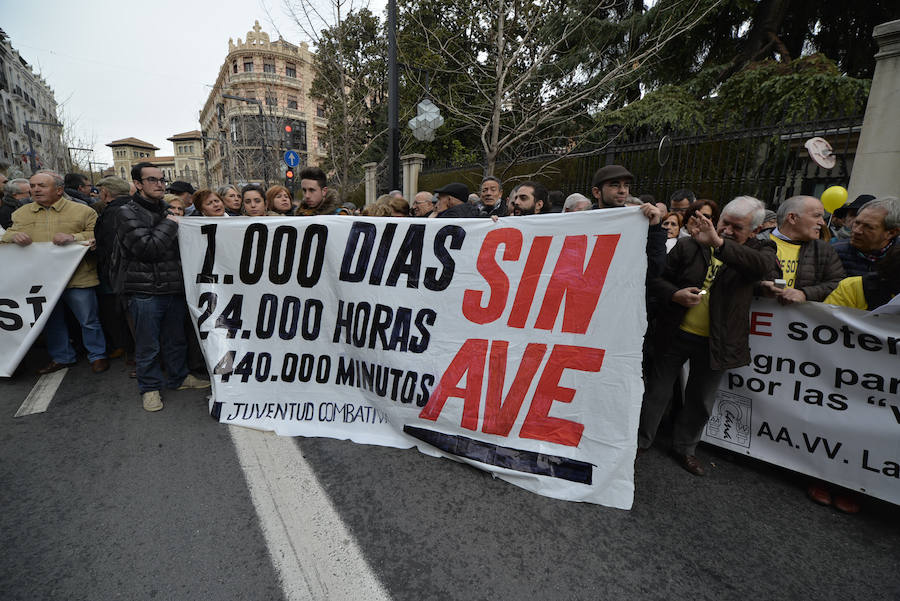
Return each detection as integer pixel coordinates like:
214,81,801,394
128,294,189,393
45,287,107,364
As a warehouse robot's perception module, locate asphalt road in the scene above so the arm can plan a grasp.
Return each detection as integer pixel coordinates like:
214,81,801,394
2,345,899,601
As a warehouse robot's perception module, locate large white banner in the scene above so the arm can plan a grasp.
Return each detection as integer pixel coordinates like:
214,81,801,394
180,211,649,509
0,243,88,377
702,299,900,505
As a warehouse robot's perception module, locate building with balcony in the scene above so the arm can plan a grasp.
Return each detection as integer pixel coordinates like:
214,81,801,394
0,29,66,176
168,130,207,188
107,136,182,184
199,21,327,186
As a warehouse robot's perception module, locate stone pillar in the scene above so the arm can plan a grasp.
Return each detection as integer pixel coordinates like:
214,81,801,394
848,19,900,200
400,153,426,201
363,162,378,206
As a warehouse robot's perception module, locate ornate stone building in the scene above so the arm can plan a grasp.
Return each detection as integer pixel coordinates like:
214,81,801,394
199,21,327,186
168,130,206,187
0,29,66,176
108,131,207,188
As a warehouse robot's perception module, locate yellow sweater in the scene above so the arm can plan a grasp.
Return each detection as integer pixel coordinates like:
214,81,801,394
1,196,99,288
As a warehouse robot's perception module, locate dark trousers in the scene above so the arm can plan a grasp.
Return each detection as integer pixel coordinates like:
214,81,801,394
98,292,133,353
127,294,189,394
639,330,722,455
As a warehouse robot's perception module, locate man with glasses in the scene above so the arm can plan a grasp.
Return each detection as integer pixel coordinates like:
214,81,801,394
114,163,209,412
411,191,435,217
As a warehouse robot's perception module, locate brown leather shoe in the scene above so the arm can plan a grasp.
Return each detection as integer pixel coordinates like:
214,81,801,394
108,348,125,359
37,361,75,375
807,483,832,506
833,493,860,514
677,453,705,476
91,358,110,373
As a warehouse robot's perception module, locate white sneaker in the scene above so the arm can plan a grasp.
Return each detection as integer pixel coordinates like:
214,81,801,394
177,374,211,390
142,391,163,412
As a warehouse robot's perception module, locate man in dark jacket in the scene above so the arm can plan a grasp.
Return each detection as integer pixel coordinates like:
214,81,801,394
759,195,844,303
475,176,507,218
116,163,209,412
64,173,94,205
94,176,135,358
434,182,479,218
638,196,778,476
0,178,31,228
831,197,899,276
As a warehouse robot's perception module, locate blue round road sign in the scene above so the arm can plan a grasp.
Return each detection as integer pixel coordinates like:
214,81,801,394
283,150,300,167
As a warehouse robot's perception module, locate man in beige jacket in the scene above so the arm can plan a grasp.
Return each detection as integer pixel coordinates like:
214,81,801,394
1,170,109,374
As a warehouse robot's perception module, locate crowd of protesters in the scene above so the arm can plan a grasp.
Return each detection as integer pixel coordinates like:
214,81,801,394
1,162,898,512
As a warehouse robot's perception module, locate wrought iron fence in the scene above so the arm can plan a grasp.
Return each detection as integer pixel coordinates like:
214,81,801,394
421,113,865,208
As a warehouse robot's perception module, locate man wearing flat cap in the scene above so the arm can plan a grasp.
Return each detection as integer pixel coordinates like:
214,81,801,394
434,182,479,218
167,180,196,215
591,164,634,209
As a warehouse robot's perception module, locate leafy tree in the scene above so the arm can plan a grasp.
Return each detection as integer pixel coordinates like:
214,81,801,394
398,0,720,178
287,1,388,199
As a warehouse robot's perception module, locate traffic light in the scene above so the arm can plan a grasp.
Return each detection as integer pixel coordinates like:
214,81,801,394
285,169,295,189
283,125,292,149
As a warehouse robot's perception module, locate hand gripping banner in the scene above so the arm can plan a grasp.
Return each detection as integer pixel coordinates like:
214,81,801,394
180,211,649,509
0,243,88,377
702,299,900,505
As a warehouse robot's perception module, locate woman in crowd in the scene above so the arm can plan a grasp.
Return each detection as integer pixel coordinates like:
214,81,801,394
384,194,410,217
164,193,185,216
266,185,295,216
683,199,720,235
217,184,243,216
684,199,719,230
242,184,269,216
194,190,226,217
361,199,392,216
661,212,682,253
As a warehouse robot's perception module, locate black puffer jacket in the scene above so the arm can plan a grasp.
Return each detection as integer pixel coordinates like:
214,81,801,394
116,193,183,295
95,195,133,285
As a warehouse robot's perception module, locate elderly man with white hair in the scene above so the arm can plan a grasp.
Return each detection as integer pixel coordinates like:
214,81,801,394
563,193,592,212
1,170,109,374
638,196,779,476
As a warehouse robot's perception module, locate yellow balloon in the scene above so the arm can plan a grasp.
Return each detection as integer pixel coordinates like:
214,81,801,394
821,186,848,214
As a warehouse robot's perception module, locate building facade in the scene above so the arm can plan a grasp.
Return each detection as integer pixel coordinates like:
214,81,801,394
107,136,179,184
168,130,207,188
0,29,66,176
199,21,327,187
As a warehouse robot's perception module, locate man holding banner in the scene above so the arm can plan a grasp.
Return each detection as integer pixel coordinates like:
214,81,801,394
116,163,209,412
638,196,779,475
1,170,109,375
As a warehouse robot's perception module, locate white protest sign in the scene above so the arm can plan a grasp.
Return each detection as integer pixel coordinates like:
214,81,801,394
180,210,649,509
703,299,900,505
0,242,88,377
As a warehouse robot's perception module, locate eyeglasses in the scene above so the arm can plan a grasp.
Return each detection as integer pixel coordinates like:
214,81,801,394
141,177,168,185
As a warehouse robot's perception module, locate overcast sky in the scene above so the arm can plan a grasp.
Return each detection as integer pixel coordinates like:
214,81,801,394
3,0,382,170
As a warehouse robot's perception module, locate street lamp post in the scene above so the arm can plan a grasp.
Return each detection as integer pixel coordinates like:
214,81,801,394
222,93,269,186
25,120,63,174
67,146,93,175
88,162,107,186
387,0,400,192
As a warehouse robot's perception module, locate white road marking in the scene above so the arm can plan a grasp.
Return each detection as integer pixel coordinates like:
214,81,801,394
14,369,68,417
229,425,392,601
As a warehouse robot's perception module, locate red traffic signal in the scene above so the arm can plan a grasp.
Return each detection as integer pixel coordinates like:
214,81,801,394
285,169,294,179
284,125,293,133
